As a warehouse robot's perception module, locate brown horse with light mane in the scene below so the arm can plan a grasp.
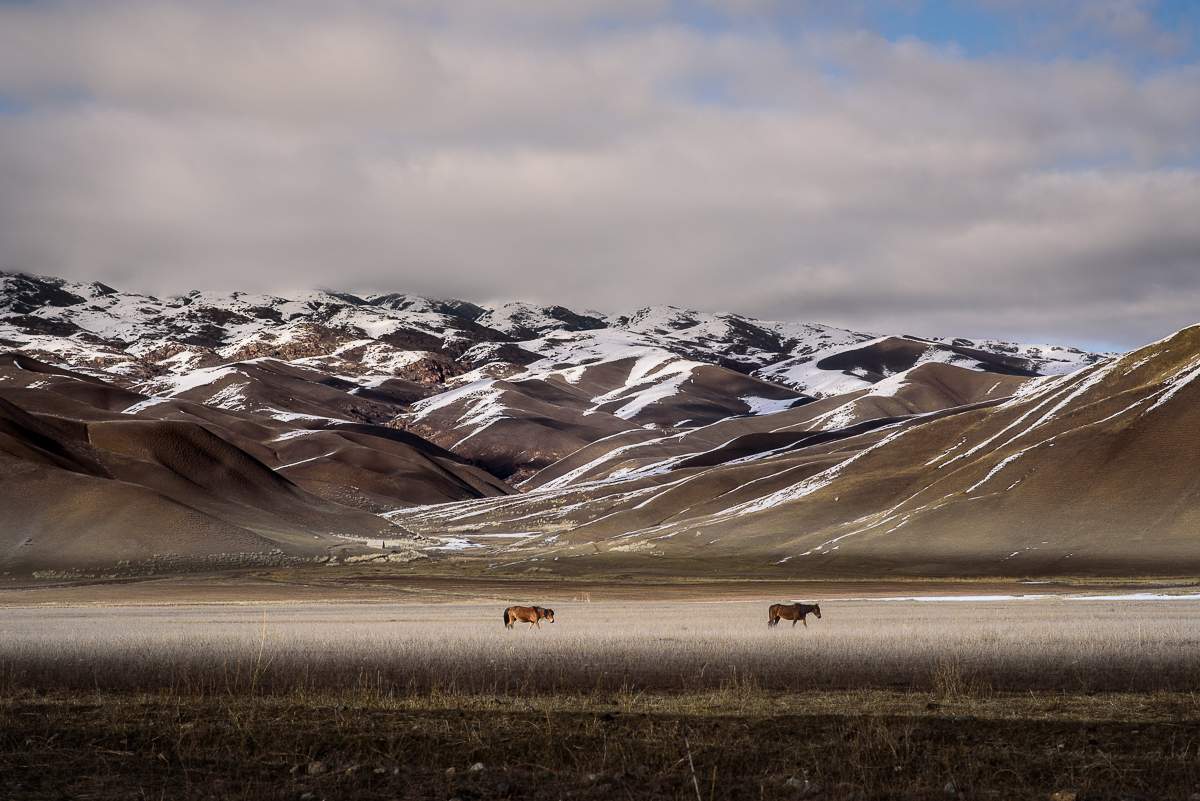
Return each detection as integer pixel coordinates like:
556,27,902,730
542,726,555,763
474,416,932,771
768,602,821,627
504,606,555,629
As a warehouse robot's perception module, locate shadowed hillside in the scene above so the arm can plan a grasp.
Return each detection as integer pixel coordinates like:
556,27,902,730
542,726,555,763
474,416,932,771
0,356,513,577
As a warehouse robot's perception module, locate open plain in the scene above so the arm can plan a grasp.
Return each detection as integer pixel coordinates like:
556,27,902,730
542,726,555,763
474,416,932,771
4,278,1200,799
3,582,1200,800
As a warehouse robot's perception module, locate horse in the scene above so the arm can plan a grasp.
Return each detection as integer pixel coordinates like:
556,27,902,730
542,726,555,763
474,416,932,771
768,602,821,628
504,605,555,629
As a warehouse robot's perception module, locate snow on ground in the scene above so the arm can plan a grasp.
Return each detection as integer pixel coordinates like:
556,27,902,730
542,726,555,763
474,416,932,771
590,356,696,420
2,272,1112,452
922,335,1109,374
794,368,925,431
476,302,605,337
740,396,803,415
407,379,512,441
828,592,1200,602
133,365,245,399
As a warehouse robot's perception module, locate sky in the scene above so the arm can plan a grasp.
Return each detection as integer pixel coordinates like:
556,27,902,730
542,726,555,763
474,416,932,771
0,1,1198,352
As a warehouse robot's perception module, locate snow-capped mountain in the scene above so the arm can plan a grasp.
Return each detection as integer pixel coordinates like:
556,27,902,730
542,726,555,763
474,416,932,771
0,270,1106,483
0,271,1102,391
9,269,1174,582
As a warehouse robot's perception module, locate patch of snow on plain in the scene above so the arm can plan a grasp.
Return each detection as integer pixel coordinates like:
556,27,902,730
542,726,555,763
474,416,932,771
277,452,337,470
998,374,1073,409
425,537,475,551
774,365,875,398
1064,593,1200,601
834,594,1055,602
609,370,692,419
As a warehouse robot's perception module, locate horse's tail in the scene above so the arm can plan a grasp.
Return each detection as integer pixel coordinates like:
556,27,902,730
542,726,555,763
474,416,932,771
503,608,511,627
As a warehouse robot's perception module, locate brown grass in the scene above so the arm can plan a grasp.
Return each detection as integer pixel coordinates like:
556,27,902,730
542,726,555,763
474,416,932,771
2,598,1200,799
4,686,1199,799
2,599,1199,695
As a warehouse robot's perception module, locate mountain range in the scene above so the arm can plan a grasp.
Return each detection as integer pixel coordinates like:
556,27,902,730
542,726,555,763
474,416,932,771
7,270,1194,581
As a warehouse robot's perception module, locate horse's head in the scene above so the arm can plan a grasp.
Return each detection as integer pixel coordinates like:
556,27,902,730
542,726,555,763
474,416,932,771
812,603,821,619
542,608,554,623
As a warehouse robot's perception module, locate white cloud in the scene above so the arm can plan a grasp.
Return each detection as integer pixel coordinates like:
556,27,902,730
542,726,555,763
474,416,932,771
0,1,1196,350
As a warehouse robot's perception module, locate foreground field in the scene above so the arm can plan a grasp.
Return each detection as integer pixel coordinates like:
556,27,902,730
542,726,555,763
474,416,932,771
4,687,1200,800
3,598,1200,694
3,598,1200,799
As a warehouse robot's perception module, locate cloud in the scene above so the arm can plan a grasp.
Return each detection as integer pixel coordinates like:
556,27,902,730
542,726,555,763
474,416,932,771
0,1,1196,351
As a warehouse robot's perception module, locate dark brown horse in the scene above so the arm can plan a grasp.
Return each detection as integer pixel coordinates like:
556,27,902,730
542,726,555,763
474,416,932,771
504,605,555,629
768,602,821,627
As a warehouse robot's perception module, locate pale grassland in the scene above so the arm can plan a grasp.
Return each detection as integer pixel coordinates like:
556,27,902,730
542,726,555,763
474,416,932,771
3,596,1199,696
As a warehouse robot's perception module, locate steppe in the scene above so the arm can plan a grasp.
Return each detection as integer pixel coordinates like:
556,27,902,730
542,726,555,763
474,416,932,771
4,574,1200,800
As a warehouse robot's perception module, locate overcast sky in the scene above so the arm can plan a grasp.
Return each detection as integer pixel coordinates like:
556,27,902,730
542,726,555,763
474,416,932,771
1,1,1198,351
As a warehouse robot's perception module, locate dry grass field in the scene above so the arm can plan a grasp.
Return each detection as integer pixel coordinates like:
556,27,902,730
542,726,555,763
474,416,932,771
4,598,1200,695
3,597,1200,799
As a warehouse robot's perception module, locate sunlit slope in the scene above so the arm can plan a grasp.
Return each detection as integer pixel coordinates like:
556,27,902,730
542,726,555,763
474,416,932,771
402,352,809,481
522,362,1026,489
390,326,1200,576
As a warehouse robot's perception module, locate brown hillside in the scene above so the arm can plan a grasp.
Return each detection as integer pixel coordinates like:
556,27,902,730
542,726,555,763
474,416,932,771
388,327,1200,578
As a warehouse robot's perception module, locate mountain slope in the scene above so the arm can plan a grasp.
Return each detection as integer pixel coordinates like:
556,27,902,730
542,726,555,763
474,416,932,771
385,326,1200,578
0,271,1106,487
7,269,1176,581
0,354,517,577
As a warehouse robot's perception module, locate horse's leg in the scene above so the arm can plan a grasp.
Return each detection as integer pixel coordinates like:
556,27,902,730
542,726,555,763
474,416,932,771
802,616,807,627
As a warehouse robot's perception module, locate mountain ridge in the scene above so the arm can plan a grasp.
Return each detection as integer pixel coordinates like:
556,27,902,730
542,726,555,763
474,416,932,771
5,270,1193,581
0,271,1103,392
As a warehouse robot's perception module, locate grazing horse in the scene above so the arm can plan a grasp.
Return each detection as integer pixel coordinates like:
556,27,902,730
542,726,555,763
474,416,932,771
768,602,821,628
504,605,555,629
